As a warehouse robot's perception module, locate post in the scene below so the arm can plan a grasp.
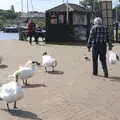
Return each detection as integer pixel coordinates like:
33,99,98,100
27,0,29,18
21,0,23,12
19,0,24,41
66,0,69,24
115,22,119,42
115,1,118,42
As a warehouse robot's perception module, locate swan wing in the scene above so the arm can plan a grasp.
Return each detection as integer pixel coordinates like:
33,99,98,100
17,67,35,79
0,81,24,103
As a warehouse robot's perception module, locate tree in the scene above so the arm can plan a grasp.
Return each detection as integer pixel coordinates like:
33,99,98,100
113,5,120,22
10,5,15,13
79,0,101,17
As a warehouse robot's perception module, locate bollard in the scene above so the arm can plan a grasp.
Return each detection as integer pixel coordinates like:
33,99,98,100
19,27,24,41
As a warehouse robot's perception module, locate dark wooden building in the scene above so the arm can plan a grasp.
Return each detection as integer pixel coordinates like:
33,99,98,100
45,3,90,43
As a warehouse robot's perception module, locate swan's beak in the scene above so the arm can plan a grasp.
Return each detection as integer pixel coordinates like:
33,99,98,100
36,62,40,66
32,61,40,66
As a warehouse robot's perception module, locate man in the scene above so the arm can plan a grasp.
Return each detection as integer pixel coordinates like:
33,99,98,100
27,19,38,44
87,17,112,78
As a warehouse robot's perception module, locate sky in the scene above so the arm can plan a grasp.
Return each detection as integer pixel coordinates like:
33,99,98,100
0,0,119,12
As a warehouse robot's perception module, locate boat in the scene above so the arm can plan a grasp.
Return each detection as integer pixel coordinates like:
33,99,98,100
2,27,18,33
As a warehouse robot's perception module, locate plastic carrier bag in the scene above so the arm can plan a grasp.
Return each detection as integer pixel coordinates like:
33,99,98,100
107,51,117,64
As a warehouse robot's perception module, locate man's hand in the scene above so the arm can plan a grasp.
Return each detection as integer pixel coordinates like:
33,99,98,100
108,43,113,50
88,47,91,52
88,48,90,52
87,44,91,52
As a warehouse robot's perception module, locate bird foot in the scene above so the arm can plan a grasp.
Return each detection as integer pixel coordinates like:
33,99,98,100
14,106,18,109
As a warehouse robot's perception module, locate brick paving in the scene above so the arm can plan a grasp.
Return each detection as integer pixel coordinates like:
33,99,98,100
0,40,120,120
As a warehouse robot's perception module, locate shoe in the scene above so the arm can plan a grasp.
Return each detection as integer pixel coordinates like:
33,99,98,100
104,74,108,78
104,72,108,78
93,73,98,76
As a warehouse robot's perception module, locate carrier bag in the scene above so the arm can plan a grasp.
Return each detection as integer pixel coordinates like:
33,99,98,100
107,51,117,64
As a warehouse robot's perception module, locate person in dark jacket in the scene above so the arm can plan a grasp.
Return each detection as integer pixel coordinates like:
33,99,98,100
87,17,112,78
27,19,38,44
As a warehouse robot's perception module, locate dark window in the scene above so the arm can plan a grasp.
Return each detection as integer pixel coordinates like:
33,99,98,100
50,15,57,24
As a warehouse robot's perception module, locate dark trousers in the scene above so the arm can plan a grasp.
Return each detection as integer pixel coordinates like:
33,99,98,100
27,32,38,44
92,43,108,76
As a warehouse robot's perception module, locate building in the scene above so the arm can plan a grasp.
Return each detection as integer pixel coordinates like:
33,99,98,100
45,3,90,43
20,11,45,19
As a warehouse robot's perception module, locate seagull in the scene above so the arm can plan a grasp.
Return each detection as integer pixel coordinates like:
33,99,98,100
0,75,24,111
42,52,57,72
9,60,40,86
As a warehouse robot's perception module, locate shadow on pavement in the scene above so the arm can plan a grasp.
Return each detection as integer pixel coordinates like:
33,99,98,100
23,83,47,88
47,70,64,75
0,64,8,69
2,109,42,120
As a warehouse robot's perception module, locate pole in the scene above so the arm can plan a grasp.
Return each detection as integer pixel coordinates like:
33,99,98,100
21,0,23,13
31,0,34,11
116,0,118,42
66,0,69,24
27,0,29,18
19,0,24,40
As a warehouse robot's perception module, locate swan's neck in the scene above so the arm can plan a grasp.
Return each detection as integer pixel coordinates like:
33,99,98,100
31,65,36,71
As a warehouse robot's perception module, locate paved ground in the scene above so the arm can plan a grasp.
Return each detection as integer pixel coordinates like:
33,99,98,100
0,40,120,120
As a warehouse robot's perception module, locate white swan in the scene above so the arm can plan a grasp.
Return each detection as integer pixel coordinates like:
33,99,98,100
42,52,57,72
0,75,24,111
9,60,40,85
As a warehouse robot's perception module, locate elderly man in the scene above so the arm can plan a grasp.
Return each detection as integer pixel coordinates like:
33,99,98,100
87,17,112,78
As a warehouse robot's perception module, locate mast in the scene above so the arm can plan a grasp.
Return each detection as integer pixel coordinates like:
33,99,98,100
27,0,29,18
21,0,23,13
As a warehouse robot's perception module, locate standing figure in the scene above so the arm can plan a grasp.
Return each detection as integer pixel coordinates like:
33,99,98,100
87,17,112,78
27,19,38,44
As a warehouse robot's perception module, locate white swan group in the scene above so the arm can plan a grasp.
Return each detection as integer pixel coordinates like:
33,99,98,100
0,53,57,112
42,52,57,72
0,75,24,111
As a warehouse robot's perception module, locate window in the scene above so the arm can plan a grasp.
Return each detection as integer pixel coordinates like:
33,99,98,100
73,13,87,25
58,14,64,24
50,15,57,24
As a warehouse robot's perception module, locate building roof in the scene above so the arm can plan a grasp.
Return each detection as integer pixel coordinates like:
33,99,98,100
46,3,88,13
